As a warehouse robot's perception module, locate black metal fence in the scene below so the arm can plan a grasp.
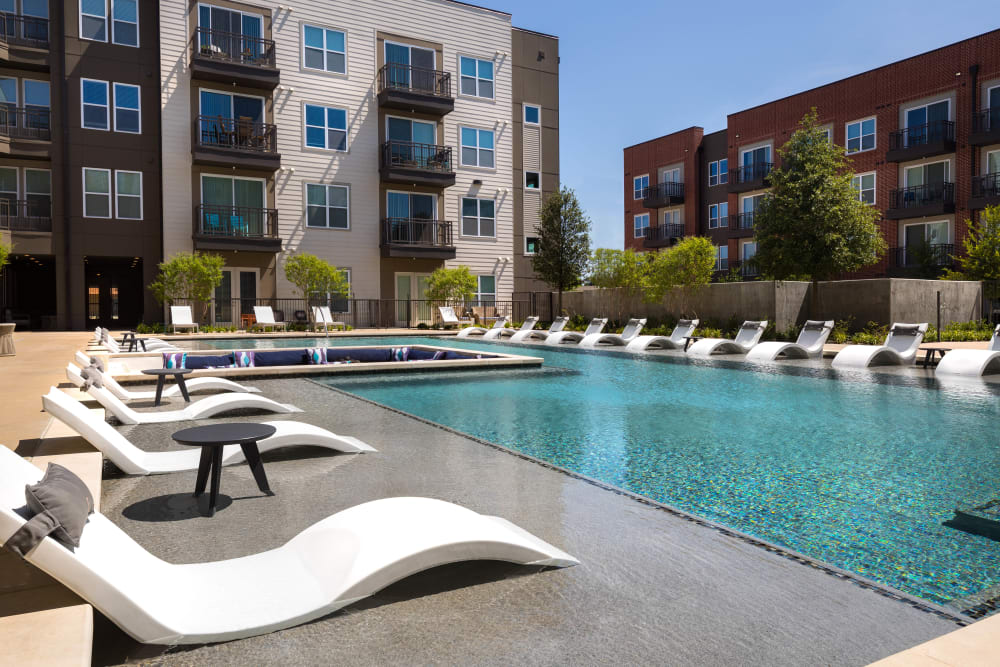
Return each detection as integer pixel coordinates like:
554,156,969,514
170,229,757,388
641,181,684,201
984,281,1000,325
378,63,452,98
381,140,453,172
194,27,275,68
0,199,51,232
381,219,454,247
196,204,278,239
888,244,955,269
196,115,277,154
0,106,50,140
888,120,955,150
888,182,955,210
643,223,684,243
732,162,773,185
972,172,1000,199
0,12,48,48
973,108,1000,134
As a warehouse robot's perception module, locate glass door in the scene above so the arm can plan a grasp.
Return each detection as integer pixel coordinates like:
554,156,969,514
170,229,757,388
394,273,412,327
387,117,436,166
239,270,256,320
234,178,264,236
214,271,232,323
385,42,435,91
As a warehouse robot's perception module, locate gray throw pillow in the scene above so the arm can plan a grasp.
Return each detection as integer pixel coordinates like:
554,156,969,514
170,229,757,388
89,357,106,373
741,321,762,330
891,325,920,337
23,463,95,551
80,366,103,389
802,320,829,331
677,319,694,327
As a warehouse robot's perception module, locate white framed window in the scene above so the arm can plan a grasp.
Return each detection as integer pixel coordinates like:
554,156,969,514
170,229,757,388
904,160,950,188
112,83,140,133
459,56,494,99
0,167,17,203
633,213,649,238
83,168,111,218
903,99,951,147
708,159,728,186
663,209,681,226
523,104,540,125
304,103,347,151
475,275,496,304
461,197,495,237
525,171,540,189
852,172,875,204
633,174,648,200
524,236,539,255
709,202,728,228
986,149,1000,175
715,245,728,271
23,78,50,116
306,183,349,229
111,0,138,47
330,268,352,313
903,220,950,250
115,170,142,219
80,0,107,42
460,127,494,168
661,167,681,183
81,79,109,130
845,117,876,154
303,24,346,74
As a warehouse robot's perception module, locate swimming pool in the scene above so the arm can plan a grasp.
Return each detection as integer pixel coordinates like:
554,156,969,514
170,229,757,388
199,335,1000,610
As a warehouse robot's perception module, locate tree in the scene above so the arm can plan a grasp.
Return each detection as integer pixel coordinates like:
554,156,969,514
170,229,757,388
945,205,1000,280
149,251,225,305
589,248,648,322
531,187,592,314
0,238,10,271
752,109,885,311
284,253,350,307
646,236,715,316
424,265,477,304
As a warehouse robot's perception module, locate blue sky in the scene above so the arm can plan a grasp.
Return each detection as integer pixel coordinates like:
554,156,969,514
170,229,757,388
483,0,992,249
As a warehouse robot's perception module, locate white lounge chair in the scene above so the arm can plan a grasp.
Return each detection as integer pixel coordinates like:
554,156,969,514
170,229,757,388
457,316,509,338
42,387,373,475
934,325,1000,377
66,363,260,402
579,318,647,348
746,320,834,362
482,316,540,341
0,446,577,645
687,320,768,356
438,306,473,328
625,319,699,352
253,306,287,332
169,306,199,334
544,318,609,346
831,322,928,369
86,384,301,424
312,306,345,333
100,335,178,355
509,316,569,343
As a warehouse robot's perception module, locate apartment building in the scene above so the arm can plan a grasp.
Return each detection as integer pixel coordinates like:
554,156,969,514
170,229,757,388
0,0,162,330
624,29,1000,281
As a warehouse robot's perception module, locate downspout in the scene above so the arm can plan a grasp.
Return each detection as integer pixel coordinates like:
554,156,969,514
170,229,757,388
970,64,979,191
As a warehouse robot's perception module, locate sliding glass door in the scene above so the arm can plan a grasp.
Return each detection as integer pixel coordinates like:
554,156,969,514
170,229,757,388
201,175,265,236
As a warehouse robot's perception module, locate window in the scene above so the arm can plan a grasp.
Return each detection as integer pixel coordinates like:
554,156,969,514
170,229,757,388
461,198,495,237
113,83,140,133
524,104,540,125
663,209,680,226
24,79,49,120
904,160,949,188
715,245,728,271
115,170,142,219
306,183,349,229
987,150,1000,176
661,167,680,183
197,5,265,63
903,221,949,250
475,275,496,304
81,79,109,130
304,104,347,151
742,241,757,261
0,167,17,203
633,174,648,200
303,24,346,74
708,159,728,186
24,168,50,218
460,127,494,168
852,172,875,204
525,236,539,255
80,0,107,41
709,202,728,228
459,56,494,99
846,117,875,154
633,213,649,238
384,42,436,92
525,171,540,189
330,269,351,313
905,100,950,146
83,168,111,218
111,0,138,47
819,127,832,144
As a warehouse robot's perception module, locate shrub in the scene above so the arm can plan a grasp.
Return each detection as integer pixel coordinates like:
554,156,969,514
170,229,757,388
938,319,995,342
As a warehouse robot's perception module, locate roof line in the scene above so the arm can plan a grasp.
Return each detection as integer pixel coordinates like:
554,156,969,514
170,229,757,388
438,0,511,16
513,26,559,39
622,126,704,151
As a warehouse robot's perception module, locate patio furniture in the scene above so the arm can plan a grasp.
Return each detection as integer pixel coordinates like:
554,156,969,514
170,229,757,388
85,384,301,425
920,346,950,369
67,362,260,401
100,332,178,354
509,316,569,343
746,320,834,362
0,323,14,356
141,368,193,406
457,316,509,338
626,319,699,352
544,318,609,346
294,310,308,325
253,306,287,332
170,306,199,333
580,318,647,348
437,306,473,327
934,325,1000,377
831,322,928,369
312,306,346,333
687,320,768,356
482,316,539,341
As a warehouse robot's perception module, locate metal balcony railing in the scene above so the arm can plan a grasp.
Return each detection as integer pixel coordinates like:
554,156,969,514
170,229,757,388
973,108,1000,134
195,115,277,154
196,204,278,239
888,182,955,210
888,120,955,151
889,244,955,269
732,162,773,185
641,181,685,201
643,223,684,243
0,199,51,232
194,27,275,68
0,106,50,140
0,13,49,48
381,219,454,247
381,140,453,173
973,172,1000,199
378,63,452,98
733,212,757,230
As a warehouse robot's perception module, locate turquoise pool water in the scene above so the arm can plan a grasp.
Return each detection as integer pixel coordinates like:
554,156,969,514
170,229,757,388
200,336,1000,608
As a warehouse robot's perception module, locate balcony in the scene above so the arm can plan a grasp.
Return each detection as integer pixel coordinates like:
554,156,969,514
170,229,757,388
728,162,772,193
0,199,51,232
970,108,1000,146
728,260,760,280
886,120,955,162
380,140,455,187
191,28,278,89
377,64,454,116
888,244,955,275
0,106,50,158
380,219,456,259
0,13,49,69
641,181,684,208
730,212,756,235
970,172,1000,210
193,204,281,253
886,182,955,219
642,223,684,248
192,116,279,170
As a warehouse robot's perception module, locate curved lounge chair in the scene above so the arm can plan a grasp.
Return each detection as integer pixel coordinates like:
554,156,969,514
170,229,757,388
457,316,509,338
0,446,577,645
101,336,178,354
544,318,609,346
42,387,373,475
437,306,473,328
579,318,646,348
482,316,539,340
687,320,768,356
509,316,569,343
932,325,1000,377
831,322,928,369
626,319,699,352
746,320,834,362
66,363,260,401
87,384,301,424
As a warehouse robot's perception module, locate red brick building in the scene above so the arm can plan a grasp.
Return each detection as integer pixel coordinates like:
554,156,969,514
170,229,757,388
624,29,1000,279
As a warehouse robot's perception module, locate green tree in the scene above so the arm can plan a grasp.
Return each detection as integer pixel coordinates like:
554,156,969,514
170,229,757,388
424,265,478,304
531,187,592,314
149,251,225,305
0,238,10,271
752,109,885,310
646,236,715,316
284,253,350,306
945,205,1000,280
589,248,649,323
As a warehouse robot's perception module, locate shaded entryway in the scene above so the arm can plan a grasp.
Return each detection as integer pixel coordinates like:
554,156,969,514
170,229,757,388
0,254,56,329
84,256,143,329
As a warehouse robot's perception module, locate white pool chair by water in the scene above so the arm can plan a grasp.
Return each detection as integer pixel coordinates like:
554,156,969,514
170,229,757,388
457,316,509,338
100,329,176,353
932,325,1000,377
312,306,345,333
544,318,609,346
626,319,699,352
437,306,473,327
746,320,834,362
66,363,260,401
253,306,287,332
87,384,301,425
687,320,768,356
0,446,577,645
579,318,646,348
509,316,569,343
42,388,372,475
483,316,539,340
831,322,928,369
169,306,199,334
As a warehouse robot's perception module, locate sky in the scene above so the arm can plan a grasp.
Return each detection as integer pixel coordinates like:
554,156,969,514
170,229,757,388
478,0,992,249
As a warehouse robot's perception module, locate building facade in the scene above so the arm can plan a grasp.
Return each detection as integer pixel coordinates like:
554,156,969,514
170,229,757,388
624,30,1000,281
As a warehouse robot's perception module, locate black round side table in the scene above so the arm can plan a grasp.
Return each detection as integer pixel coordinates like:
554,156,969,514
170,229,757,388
172,423,277,517
141,368,192,406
